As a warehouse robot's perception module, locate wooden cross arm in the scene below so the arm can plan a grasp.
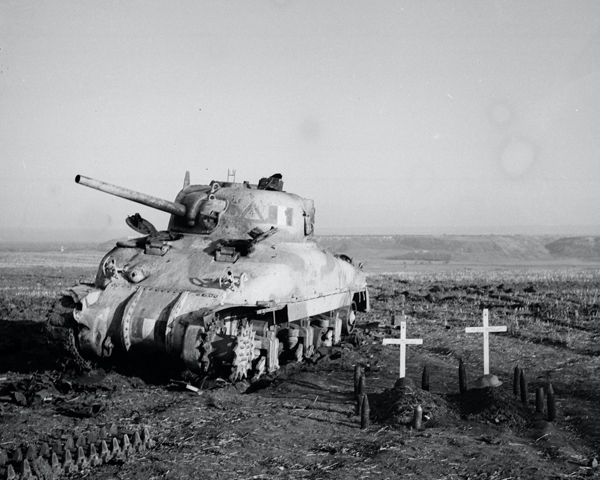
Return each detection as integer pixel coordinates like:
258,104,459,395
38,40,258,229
464,326,507,333
382,339,423,346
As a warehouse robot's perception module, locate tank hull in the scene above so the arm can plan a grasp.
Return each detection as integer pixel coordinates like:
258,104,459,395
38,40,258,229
66,235,368,380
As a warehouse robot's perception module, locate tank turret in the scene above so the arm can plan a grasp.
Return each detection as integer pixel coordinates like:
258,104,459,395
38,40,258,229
75,173,315,241
59,172,368,382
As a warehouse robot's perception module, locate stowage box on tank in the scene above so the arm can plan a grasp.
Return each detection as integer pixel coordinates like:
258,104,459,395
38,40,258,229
59,172,369,381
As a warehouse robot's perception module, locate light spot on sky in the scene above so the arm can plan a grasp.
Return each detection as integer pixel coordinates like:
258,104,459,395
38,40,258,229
500,138,536,179
1,1,599,240
77,209,113,231
299,118,322,144
490,103,512,126
46,183,62,199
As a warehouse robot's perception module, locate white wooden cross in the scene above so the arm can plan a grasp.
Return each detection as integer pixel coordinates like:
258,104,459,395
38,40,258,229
382,322,423,378
465,309,507,375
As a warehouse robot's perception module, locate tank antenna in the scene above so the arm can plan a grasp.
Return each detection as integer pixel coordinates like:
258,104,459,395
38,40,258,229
183,171,190,188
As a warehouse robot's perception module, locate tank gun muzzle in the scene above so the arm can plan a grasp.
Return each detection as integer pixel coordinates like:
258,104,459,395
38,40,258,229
75,175,186,217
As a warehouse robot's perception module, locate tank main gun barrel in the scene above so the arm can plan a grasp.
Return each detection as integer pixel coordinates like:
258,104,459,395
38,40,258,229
75,175,186,217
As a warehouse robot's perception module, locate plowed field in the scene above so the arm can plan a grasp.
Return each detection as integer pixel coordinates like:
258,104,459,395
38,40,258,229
1,247,600,479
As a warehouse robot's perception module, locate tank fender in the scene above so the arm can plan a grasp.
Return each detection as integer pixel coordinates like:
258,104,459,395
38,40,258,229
353,289,370,312
62,284,100,305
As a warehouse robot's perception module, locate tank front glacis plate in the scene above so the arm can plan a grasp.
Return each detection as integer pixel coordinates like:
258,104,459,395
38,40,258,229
96,235,365,308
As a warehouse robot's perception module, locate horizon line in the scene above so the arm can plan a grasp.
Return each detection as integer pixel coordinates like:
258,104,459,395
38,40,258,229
1,225,600,243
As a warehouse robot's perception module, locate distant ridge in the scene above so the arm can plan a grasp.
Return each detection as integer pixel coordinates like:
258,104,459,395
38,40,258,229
315,224,600,236
545,237,600,260
1,225,600,243
314,235,600,265
2,230,600,267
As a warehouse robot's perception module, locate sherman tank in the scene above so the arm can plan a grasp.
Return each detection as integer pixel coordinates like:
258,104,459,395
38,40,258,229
57,172,369,381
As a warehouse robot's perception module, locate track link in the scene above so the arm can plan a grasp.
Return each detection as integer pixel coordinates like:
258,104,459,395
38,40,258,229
0,424,154,480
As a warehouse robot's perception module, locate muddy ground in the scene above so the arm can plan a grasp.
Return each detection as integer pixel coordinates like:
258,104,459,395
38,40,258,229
1,250,600,479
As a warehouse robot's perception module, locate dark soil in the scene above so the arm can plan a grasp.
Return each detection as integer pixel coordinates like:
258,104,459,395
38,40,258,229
1,252,600,479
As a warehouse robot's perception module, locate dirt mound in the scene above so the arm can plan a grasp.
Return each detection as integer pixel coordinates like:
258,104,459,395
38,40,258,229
369,381,457,428
450,387,533,428
370,381,536,431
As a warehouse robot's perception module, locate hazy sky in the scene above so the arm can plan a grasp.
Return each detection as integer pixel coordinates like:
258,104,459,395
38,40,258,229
1,1,600,240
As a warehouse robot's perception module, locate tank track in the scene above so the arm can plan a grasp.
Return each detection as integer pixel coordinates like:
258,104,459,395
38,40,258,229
0,424,154,480
45,294,356,381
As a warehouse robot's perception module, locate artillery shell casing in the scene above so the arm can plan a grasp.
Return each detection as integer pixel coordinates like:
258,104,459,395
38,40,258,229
547,384,556,421
513,366,521,396
413,405,423,430
535,387,545,413
520,370,528,405
360,394,370,430
421,365,430,391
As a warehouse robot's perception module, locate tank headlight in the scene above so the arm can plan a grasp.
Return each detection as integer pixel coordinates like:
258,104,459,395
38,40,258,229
124,267,147,283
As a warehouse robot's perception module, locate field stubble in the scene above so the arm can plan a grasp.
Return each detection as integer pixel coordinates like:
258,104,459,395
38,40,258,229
0,248,600,478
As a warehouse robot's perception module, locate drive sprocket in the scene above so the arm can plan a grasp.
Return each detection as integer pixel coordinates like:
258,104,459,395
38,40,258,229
229,323,256,382
45,296,91,372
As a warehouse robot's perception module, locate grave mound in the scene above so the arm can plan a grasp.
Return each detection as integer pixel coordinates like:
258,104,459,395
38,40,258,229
368,381,457,428
450,387,533,428
369,381,536,431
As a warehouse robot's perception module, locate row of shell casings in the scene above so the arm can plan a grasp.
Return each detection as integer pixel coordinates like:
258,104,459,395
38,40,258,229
1,426,153,480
